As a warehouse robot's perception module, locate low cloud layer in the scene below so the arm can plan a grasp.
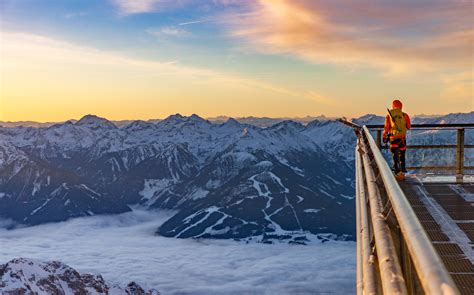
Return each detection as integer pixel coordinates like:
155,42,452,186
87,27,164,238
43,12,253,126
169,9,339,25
0,209,356,294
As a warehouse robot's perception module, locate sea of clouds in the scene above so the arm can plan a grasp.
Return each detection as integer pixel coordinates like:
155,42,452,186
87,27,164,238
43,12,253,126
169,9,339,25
0,208,356,294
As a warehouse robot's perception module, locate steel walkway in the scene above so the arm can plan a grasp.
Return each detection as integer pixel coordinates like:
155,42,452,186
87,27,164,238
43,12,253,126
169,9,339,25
400,177,474,295
342,120,474,295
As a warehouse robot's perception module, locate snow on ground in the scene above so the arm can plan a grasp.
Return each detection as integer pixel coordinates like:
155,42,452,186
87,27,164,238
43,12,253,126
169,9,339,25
0,209,356,295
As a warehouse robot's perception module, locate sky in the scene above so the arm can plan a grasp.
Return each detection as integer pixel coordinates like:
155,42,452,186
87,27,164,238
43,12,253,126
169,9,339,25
0,208,356,294
0,0,472,122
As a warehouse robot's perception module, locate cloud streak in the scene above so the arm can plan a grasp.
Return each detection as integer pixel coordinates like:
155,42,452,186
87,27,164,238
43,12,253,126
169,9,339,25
179,20,209,26
109,0,196,15
223,0,473,75
109,0,160,15
3,30,334,108
146,26,189,37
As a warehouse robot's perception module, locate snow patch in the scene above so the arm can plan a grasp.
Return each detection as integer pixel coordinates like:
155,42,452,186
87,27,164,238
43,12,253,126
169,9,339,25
340,194,354,200
304,209,322,213
140,179,172,202
191,188,209,200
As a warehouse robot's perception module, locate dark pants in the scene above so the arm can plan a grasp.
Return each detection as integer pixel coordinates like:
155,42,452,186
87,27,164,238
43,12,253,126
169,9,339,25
390,139,407,174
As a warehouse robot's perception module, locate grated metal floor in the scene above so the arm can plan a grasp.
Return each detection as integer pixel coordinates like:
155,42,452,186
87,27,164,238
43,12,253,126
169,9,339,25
400,177,474,295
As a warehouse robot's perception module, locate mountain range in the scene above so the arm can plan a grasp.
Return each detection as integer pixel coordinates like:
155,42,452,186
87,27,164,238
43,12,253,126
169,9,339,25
0,115,331,129
0,112,472,243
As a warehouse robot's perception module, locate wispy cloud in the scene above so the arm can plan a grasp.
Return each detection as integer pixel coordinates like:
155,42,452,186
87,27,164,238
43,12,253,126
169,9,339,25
223,0,473,76
216,0,473,104
109,0,161,15
179,20,208,26
109,0,196,15
146,26,189,37
2,30,328,104
108,0,243,16
64,12,88,19
440,71,474,104
305,91,342,108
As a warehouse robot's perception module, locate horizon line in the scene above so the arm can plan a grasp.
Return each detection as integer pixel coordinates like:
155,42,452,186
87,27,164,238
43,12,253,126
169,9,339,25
1,111,470,125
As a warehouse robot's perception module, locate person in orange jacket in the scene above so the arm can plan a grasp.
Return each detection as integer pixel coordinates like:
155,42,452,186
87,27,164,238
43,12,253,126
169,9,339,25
383,99,411,174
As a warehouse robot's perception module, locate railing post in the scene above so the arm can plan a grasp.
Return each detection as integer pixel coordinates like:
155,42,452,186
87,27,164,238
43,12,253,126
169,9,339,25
376,130,382,149
456,128,464,182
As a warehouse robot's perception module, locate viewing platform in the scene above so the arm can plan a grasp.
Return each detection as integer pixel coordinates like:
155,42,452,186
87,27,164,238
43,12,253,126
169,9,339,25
400,176,473,294
342,120,474,295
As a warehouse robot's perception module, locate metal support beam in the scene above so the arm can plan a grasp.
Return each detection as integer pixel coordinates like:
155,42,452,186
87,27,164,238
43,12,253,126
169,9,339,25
361,142,408,295
355,147,363,295
406,166,456,171
376,130,382,149
456,128,465,182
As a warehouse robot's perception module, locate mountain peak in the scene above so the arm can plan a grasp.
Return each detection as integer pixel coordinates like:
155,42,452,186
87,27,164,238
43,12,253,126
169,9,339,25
124,120,156,131
223,117,241,127
353,114,383,125
269,120,304,132
171,113,185,119
0,258,160,294
188,114,210,124
159,113,210,127
76,115,116,129
189,114,201,119
160,113,185,124
305,119,322,129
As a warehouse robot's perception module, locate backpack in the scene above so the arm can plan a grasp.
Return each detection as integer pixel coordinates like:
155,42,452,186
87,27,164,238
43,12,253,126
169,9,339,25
388,108,407,138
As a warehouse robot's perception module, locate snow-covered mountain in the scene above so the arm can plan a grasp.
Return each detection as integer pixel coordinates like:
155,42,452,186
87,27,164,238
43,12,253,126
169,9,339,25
0,112,472,243
0,258,160,294
0,115,330,129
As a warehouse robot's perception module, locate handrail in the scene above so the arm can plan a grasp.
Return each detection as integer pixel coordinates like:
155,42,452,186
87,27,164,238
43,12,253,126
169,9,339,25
366,123,474,129
360,140,407,294
362,126,459,295
352,119,473,178
338,118,362,129
355,147,363,295
338,119,474,130
355,145,378,295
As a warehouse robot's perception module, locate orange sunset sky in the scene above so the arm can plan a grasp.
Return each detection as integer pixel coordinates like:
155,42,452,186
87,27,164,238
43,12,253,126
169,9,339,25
1,0,473,122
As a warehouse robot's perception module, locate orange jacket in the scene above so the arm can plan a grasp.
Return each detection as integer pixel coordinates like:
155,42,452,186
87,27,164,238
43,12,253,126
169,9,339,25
383,112,411,138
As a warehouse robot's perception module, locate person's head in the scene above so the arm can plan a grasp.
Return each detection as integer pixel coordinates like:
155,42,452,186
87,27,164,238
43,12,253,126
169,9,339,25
392,99,403,109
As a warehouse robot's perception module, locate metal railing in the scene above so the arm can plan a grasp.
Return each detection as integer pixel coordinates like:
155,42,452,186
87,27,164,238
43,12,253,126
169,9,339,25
347,120,462,295
365,123,474,180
